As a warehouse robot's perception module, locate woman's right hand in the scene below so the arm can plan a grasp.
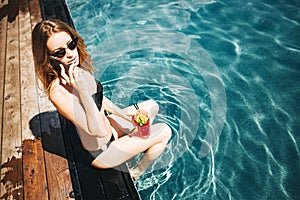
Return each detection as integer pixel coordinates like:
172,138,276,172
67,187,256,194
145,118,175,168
60,64,96,96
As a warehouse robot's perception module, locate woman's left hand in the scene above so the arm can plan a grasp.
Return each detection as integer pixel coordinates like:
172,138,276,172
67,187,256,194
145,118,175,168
67,64,97,95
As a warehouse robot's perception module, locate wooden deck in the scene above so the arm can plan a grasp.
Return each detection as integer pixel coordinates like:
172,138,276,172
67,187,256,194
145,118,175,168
0,0,73,199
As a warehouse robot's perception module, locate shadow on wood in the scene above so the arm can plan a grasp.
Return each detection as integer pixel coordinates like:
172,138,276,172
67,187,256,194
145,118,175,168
28,111,140,200
0,156,22,200
29,111,66,158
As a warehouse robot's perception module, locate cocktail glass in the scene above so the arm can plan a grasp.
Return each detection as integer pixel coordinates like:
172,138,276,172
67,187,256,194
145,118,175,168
136,118,150,138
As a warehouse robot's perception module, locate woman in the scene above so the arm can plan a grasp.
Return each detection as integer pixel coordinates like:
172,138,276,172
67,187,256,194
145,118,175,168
31,19,171,180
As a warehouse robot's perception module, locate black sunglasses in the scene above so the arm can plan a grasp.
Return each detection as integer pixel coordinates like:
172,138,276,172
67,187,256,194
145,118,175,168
49,37,78,58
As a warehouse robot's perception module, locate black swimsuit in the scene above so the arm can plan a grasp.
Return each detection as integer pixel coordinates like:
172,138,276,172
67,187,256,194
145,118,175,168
88,136,114,159
88,79,114,159
59,79,114,164
92,80,104,111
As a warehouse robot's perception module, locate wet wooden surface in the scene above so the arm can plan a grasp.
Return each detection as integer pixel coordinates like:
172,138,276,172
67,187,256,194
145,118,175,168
0,0,73,199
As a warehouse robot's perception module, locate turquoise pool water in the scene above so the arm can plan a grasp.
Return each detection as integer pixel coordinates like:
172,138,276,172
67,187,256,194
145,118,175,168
66,0,300,199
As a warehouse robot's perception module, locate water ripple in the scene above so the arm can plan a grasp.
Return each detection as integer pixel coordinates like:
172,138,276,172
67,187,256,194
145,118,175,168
67,0,300,199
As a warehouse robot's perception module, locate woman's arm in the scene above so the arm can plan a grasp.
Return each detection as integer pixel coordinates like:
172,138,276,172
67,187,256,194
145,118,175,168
50,65,112,138
78,90,111,137
102,96,133,122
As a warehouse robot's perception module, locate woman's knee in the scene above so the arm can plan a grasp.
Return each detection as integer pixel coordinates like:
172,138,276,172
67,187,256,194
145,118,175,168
91,158,110,169
142,99,159,116
165,124,172,141
148,99,159,110
159,123,172,144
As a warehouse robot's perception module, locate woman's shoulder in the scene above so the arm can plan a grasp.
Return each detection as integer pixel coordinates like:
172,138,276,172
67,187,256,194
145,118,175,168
49,78,74,102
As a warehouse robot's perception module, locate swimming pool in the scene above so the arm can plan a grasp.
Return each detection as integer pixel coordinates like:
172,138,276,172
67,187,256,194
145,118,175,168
66,0,300,199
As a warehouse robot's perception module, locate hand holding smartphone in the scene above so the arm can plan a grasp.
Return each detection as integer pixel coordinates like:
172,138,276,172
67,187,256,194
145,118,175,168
50,58,70,76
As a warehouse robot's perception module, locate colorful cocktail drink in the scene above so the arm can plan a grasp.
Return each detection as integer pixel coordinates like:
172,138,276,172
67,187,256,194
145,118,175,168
134,110,150,138
136,118,150,138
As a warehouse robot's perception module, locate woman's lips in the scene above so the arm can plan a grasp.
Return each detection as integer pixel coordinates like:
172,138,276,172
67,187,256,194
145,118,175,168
67,58,77,66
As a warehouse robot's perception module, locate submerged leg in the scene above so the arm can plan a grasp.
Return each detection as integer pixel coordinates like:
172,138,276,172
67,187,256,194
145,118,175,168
129,135,169,180
91,123,172,179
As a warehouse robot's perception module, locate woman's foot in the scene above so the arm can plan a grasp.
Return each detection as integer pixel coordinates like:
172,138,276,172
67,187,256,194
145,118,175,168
129,167,141,181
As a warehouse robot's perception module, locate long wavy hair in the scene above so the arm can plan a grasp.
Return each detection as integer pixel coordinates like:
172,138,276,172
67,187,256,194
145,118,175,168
32,19,95,94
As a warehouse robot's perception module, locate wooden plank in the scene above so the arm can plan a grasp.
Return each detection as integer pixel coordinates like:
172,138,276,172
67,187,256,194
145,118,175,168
22,139,49,200
19,0,49,199
44,151,74,200
0,156,22,200
28,0,52,113
28,0,42,28
0,0,22,199
0,0,8,166
41,111,74,199
59,115,84,200
19,0,40,140
28,0,74,199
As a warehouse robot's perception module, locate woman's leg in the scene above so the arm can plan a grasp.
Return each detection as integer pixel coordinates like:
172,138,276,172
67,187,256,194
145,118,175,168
107,99,159,137
91,123,172,179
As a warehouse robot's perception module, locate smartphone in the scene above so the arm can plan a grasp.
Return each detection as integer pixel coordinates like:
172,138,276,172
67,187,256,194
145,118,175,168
50,58,69,76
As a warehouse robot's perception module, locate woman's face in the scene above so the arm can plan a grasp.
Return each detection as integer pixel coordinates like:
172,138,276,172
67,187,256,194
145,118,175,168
47,31,79,66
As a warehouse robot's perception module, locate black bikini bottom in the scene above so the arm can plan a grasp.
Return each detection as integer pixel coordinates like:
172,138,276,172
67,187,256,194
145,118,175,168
87,135,115,160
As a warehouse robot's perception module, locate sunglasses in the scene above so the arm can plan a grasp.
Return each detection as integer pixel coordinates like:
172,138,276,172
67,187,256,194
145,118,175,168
49,37,78,58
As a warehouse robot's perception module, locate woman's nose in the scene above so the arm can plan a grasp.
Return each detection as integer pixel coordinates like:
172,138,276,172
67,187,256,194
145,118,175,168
65,48,74,57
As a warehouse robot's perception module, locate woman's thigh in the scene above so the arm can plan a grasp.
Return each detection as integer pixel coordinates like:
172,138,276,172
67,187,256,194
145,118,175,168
91,123,171,168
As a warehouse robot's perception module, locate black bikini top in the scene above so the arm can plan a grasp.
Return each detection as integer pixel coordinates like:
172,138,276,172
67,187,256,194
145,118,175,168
92,80,103,111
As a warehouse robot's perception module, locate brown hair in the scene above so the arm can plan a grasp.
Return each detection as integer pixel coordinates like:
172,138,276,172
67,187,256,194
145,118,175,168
32,19,95,94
